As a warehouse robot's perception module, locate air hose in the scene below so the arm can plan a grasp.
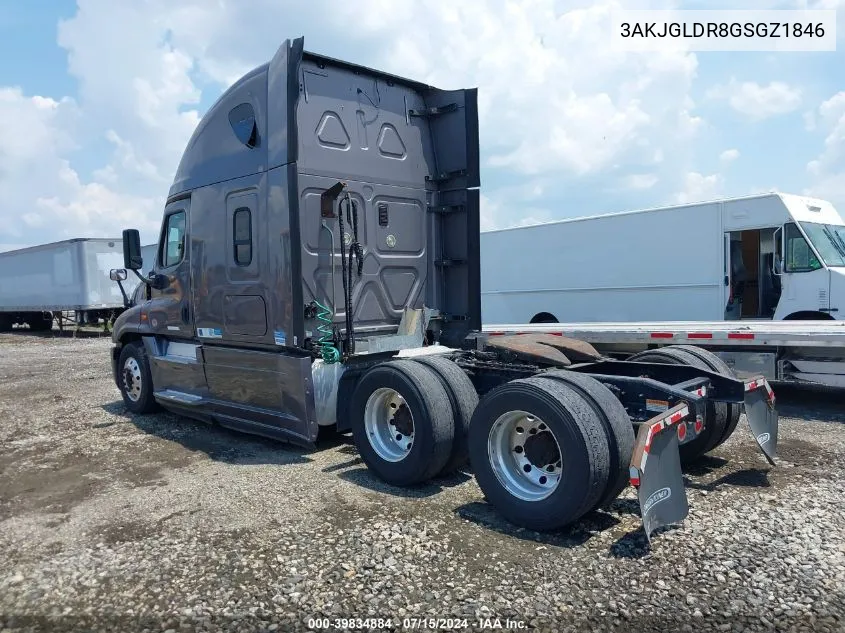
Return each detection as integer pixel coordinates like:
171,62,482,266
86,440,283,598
312,182,362,362
314,300,341,364
338,192,363,356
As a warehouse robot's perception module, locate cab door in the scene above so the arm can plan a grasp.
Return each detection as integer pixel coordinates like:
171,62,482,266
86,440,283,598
773,221,830,319
147,200,194,339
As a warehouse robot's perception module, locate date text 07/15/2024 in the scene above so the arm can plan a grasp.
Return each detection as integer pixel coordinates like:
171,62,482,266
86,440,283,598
307,617,527,630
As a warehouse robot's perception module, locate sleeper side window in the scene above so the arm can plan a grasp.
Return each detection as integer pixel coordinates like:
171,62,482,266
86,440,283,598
233,207,252,266
162,210,186,268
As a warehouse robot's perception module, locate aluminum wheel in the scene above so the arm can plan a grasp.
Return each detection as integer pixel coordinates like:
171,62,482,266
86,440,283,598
122,357,143,403
364,387,415,462
488,410,563,502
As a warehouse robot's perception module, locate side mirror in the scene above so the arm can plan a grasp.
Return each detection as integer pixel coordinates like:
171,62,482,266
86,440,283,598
122,229,143,270
109,268,128,281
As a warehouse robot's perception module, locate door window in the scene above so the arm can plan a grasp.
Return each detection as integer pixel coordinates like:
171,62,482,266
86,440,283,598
162,210,186,268
784,222,821,273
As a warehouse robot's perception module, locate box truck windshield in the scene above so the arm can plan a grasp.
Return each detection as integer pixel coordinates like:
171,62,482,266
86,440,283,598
799,221,845,267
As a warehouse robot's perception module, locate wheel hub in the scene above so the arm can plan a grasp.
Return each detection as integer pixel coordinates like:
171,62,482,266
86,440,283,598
391,404,414,436
523,431,560,470
487,410,564,502
122,357,143,403
364,388,415,462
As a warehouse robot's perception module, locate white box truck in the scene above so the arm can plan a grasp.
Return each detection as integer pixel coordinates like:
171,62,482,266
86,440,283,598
480,192,845,387
482,192,845,325
0,238,128,331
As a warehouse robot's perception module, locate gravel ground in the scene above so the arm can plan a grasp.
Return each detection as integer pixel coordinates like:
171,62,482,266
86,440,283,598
0,331,844,633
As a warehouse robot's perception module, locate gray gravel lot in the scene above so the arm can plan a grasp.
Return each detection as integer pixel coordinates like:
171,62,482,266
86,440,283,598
0,331,844,632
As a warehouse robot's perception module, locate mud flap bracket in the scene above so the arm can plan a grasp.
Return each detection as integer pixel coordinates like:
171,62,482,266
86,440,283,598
629,403,691,542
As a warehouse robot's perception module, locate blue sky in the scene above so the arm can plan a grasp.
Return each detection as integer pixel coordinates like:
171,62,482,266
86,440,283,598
0,0,843,250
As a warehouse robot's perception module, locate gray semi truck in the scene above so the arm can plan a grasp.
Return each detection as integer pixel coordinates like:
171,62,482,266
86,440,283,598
108,37,779,540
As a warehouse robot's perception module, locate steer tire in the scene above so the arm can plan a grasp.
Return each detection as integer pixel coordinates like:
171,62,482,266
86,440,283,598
411,355,478,476
627,346,728,464
350,360,455,487
536,370,635,510
467,376,611,532
117,341,159,414
670,345,742,449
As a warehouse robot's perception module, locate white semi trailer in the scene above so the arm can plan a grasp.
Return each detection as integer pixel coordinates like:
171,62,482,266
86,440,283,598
0,238,129,331
481,193,845,387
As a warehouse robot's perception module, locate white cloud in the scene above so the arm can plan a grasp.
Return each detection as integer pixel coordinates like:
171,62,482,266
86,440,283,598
805,91,845,205
707,79,802,121
479,179,553,231
327,1,702,178
0,0,703,248
674,172,724,204
480,194,503,232
0,88,79,242
624,174,659,190
719,149,740,163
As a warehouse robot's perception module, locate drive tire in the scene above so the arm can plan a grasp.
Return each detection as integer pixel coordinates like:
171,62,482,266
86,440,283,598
468,376,610,531
117,341,159,414
350,360,455,487
537,370,635,510
411,355,478,475
670,345,742,449
627,346,728,463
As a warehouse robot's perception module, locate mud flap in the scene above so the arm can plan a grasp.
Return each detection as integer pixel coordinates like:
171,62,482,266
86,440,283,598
744,377,778,465
629,404,691,542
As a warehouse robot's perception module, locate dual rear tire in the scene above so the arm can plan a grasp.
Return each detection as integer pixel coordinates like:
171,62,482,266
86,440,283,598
467,373,634,531
626,345,741,463
349,357,477,486
350,357,635,532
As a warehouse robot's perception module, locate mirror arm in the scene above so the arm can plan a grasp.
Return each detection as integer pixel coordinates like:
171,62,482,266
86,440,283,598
131,268,167,291
130,269,150,284
115,279,130,308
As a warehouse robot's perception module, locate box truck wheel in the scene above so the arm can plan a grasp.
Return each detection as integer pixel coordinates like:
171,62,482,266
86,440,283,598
467,376,611,531
627,346,728,463
533,370,635,510
669,345,742,449
350,360,455,487
411,356,478,476
117,342,159,414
